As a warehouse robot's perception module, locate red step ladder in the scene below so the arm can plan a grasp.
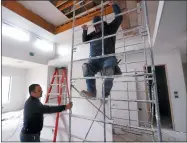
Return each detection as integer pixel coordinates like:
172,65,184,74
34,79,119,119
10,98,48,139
45,67,70,142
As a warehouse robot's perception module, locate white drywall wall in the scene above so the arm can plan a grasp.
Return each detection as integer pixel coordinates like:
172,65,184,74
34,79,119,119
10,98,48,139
154,49,186,133
2,27,56,65
2,66,27,113
118,48,187,133
25,65,48,103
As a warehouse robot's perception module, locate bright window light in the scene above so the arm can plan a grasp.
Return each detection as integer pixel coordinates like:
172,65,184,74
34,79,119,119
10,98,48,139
2,76,11,104
57,45,71,56
34,38,54,52
2,23,30,41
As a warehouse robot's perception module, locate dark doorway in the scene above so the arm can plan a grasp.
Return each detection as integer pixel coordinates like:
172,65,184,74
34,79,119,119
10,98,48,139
147,65,173,129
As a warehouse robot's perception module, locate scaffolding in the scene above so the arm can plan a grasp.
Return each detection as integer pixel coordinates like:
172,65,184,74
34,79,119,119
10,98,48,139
67,0,162,142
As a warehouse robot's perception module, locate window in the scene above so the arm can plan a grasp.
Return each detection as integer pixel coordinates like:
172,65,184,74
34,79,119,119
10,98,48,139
57,45,71,56
2,76,11,104
34,38,54,52
2,23,30,41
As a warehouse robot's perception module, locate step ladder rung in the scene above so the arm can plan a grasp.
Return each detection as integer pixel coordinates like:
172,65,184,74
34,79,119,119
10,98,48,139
48,93,59,96
51,84,66,86
53,75,66,79
49,97,58,100
54,75,62,77
48,93,67,96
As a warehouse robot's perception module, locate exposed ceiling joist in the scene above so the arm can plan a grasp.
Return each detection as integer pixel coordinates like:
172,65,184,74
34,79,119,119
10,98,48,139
55,5,113,34
56,1,68,7
2,1,55,34
58,1,76,11
66,0,91,15
2,1,139,35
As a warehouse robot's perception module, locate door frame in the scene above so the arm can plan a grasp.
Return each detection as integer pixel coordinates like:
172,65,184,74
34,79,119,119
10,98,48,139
144,64,174,129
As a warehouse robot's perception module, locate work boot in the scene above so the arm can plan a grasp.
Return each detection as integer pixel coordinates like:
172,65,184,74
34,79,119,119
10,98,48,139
81,90,96,98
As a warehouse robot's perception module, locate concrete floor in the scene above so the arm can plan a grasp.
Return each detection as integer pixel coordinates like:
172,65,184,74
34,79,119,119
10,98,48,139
113,127,187,142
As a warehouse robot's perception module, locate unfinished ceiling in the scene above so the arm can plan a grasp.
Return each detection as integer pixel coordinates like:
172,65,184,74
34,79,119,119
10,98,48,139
50,0,108,19
2,0,141,35
17,1,69,26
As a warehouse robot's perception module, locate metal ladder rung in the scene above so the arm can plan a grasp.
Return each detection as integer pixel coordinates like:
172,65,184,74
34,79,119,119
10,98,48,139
62,113,113,123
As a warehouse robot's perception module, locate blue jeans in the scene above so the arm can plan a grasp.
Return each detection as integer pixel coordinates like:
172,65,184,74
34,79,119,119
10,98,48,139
20,132,40,142
85,56,117,97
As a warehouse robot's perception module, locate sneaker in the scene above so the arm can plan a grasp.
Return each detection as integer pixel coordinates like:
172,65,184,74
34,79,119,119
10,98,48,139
80,90,96,98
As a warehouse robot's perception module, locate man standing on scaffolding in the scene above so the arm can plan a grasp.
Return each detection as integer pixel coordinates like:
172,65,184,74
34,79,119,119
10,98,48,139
81,0,123,98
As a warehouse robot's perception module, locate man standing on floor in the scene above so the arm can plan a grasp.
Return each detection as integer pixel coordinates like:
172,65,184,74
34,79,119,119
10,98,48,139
20,84,73,142
81,1,123,98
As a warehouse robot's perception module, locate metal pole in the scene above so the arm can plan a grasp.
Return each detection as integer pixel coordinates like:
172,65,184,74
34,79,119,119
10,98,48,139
74,26,142,47
141,1,153,130
71,73,153,80
84,103,103,141
113,78,153,83
109,94,112,119
69,0,76,141
122,30,131,126
119,60,145,65
61,112,113,124
142,0,162,141
72,85,111,120
71,96,155,103
115,41,144,50
111,107,151,113
73,5,142,32
72,46,147,63
100,1,106,141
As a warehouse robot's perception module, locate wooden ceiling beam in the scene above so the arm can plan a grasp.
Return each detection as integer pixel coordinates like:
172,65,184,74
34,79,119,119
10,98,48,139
65,0,92,16
58,1,76,11
2,1,139,35
55,5,113,34
2,1,55,34
56,1,68,7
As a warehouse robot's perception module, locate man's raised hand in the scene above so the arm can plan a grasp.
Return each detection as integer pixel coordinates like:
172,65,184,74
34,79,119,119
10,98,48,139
82,25,88,30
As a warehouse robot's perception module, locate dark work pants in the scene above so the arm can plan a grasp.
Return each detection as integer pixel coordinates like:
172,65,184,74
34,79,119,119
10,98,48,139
86,56,117,97
20,132,40,142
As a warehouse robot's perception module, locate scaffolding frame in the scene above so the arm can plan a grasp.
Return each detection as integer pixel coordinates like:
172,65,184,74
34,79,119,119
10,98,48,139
68,0,162,142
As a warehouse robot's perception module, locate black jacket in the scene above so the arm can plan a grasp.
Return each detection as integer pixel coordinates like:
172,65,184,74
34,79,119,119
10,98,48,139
22,96,66,134
82,4,123,57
